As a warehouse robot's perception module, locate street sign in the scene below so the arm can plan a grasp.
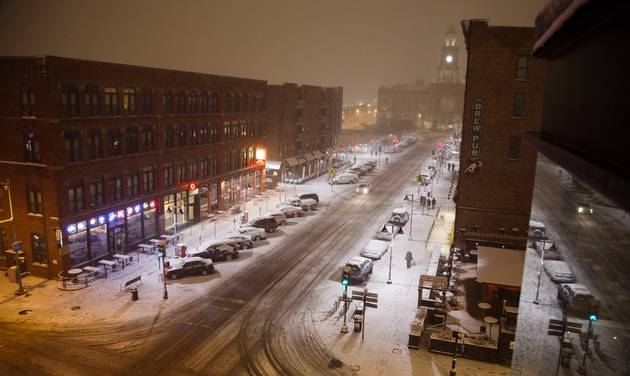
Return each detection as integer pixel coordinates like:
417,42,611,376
548,330,564,337
365,302,378,309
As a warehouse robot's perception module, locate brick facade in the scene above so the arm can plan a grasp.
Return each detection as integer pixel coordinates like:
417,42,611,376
454,20,546,251
0,56,266,278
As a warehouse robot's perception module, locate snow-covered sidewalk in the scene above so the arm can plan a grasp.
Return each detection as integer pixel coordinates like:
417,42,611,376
310,153,511,375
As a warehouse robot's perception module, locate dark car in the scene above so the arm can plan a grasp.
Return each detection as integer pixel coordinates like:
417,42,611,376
190,242,240,261
165,257,214,279
243,216,278,233
299,192,320,203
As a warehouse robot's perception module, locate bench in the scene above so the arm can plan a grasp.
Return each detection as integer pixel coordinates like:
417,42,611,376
98,259,117,277
83,266,103,279
120,275,142,291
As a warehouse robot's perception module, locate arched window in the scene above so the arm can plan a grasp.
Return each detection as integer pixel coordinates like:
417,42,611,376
24,132,40,162
84,84,99,115
141,87,153,114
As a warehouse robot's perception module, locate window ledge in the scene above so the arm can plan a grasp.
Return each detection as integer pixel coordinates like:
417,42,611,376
511,116,525,120
27,212,44,217
31,262,48,268
514,79,528,82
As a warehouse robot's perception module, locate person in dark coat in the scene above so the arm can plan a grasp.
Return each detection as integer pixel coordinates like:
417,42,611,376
431,197,437,210
405,251,413,268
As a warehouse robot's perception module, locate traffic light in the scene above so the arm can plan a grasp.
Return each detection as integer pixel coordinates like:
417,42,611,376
588,300,600,321
156,240,166,259
452,330,463,340
436,140,444,149
341,266,351,287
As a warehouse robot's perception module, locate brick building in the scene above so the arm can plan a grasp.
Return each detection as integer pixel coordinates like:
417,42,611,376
453,20,546,292
0,56,266,278
377,26,465,131
264,83,342,187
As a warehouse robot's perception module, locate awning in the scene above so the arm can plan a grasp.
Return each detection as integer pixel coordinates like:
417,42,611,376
313,151,324,158
304,152,315,161
286,157,299,167
476,246,525,287
265,160,283,170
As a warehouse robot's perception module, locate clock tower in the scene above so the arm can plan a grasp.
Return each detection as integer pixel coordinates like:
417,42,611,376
437,25,460,84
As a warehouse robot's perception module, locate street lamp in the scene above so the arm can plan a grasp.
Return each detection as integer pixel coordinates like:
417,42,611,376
167,206,184,243
533,239,546,305
387,224,399,285
403,193,415,240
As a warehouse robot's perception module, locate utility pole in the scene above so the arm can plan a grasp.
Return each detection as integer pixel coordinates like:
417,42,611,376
404,193,414,240
450,330,462,375
387,224,402,284
157,240,168,299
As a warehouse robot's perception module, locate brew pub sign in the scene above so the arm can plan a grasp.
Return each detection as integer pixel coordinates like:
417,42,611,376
470,98,483,160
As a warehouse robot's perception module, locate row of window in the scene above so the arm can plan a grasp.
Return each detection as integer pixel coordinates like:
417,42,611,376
57,119,261,163
39,145,257,213
0,230,46,264
51,85,263,118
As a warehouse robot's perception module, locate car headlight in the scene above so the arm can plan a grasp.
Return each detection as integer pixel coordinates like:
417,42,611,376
363,188,368,194
578,207,584,213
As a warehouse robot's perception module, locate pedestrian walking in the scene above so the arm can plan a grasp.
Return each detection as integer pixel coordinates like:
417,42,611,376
420,195,426,210
385,157,389,165
405,251,413,269
431,197,436,210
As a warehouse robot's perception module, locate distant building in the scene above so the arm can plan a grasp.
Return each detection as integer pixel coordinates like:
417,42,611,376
377,26,465,130
0,56,266,278
342,103,376,129
264,84,342,187
453,19,546,296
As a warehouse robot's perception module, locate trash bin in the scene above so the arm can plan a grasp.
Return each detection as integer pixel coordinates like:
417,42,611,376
130,287,139,301
7,266,17,283
353,315,363,332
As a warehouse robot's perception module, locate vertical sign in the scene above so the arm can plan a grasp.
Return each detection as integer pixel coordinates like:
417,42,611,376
470,99,483,160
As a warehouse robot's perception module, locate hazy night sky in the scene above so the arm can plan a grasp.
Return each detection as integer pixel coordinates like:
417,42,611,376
0,0,546,104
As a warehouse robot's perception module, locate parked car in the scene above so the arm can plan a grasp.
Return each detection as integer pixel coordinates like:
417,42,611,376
165,256,214,279
288,198,317,211
557,283,595,312
360,239,389,260
189,242,240,261
242,216,278,233
344,256,374,283
544,260,575,283
355,183,370,194
223,234,255,249
334,174,358,184
276,204,304,218
298,192,320,203
388,208,410,226
268,211,288,225
528,220,546,238
374,224,393,241
233,226,267,241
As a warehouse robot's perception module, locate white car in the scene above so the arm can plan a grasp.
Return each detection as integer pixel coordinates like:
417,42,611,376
224,233,255,248
360,240,389,259
544,260,575,283
334,173,358,184
234,226,267,241
276,204,304,218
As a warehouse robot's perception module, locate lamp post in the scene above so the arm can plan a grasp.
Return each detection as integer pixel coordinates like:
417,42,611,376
533,239,546,305
1,180,24,295
387,225,398,285
167,205,184,243
404,193,414,240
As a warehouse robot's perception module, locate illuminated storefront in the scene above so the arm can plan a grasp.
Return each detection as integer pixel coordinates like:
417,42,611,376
64,199,158,267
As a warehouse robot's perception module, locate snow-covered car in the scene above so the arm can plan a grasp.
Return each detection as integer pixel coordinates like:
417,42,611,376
298,192,320,203
165,256,214,279
276,204,304,218
388,208,410,226
557,283,595,312
288,198,317,211
234,226,267,241
374,223,393,241
344,256,374,283
333,173,358,184
543,260,575,283
188,243,240,261
360,239,389,260
268,211,288,225
528,220,546,238
223,233,255,249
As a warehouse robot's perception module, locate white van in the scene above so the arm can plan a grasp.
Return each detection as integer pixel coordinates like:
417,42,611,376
360,239,389,260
